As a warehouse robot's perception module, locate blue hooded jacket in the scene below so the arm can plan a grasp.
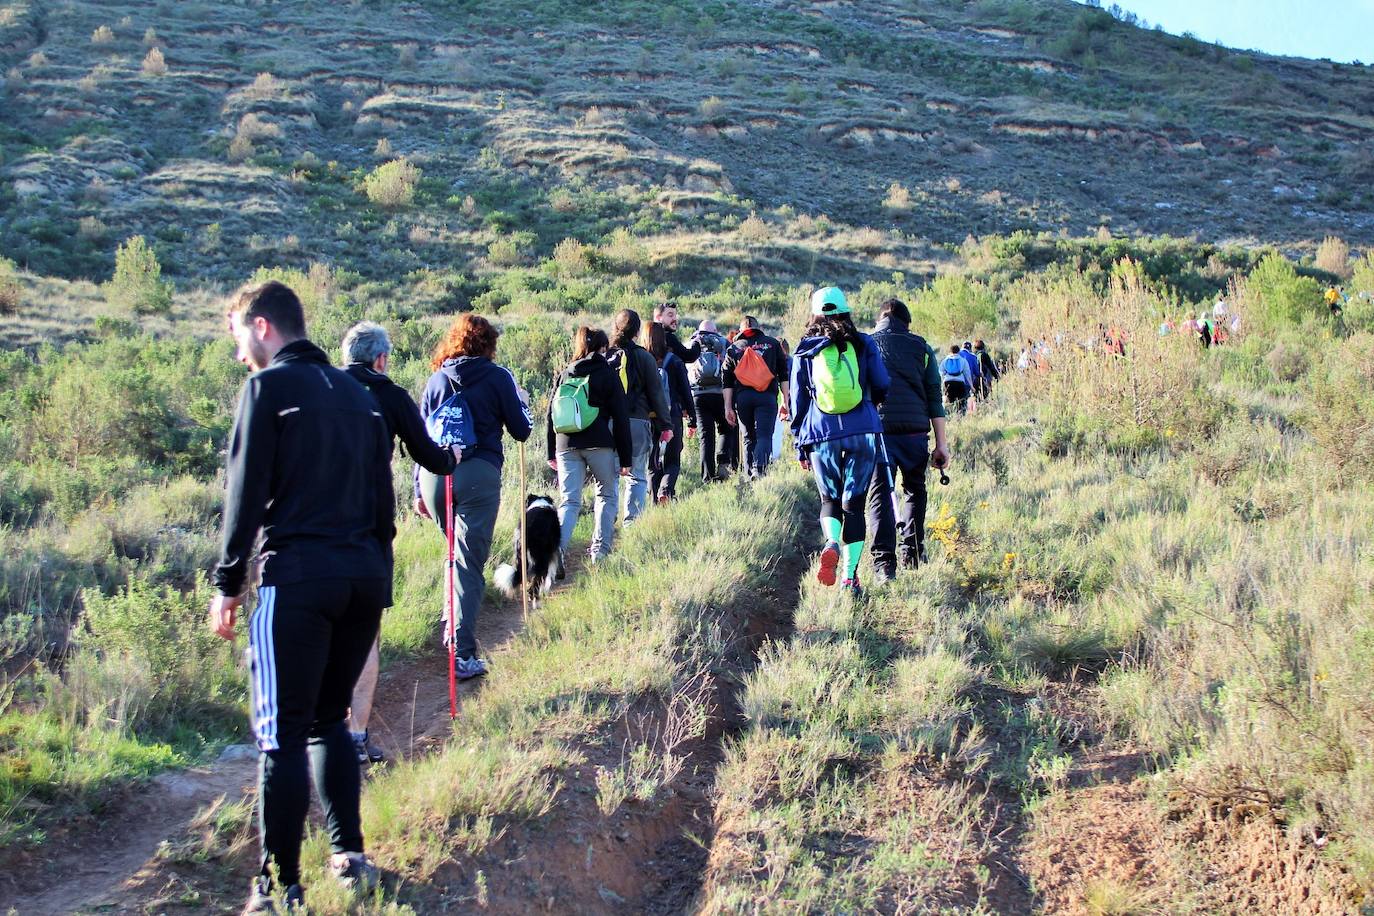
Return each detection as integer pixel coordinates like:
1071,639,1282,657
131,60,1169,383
789,333,890,457
416,356,532,494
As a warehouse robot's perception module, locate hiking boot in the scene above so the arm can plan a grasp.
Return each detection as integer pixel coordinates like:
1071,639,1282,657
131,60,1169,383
816,541,840,587
657,494,670,506
330,852,380,893
242,877,303,914
900,543,927,570
455,656,487,681
352,731,384,765
841,577,864,599
871,563,896,586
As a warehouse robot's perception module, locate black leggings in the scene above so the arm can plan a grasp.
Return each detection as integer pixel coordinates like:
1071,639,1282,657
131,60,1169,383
249,577,385,885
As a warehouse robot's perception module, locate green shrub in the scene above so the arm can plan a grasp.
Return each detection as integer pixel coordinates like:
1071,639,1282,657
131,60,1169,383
1245,252,1323,329
1303,332,1374,481
363,158,421,209
79,577,243,732
103,236,173,316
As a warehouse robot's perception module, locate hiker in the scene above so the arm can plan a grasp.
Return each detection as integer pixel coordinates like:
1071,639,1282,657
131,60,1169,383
608,308,672,524
723,316,790,479
546,326,632,565
959,341,982,399
1326,286,1345,318
940,345,974,415
866,299,951,581
654,301,702,364
790,287,890,597
209,281,390,912
688,319,735,481
974,339,1000,396
416,314,532,682
340,321,459,767
647,320,697,503
1195,312,1213,348
1016,344,1031,371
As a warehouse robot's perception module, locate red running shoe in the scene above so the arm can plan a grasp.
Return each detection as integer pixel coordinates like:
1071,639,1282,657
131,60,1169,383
817,541,840,587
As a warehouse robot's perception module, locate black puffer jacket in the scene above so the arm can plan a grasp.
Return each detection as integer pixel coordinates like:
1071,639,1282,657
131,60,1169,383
871,316,946,434
545,353,633,467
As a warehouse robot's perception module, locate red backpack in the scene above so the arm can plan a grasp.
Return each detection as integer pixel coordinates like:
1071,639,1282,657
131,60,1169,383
735,344,774,392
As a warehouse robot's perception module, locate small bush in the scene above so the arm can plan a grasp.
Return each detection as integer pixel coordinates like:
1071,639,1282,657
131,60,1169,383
1315,236,1351,278
363,158,421,209
104,236,173,316
699,95,727,119
143,27,159,47
552,238,592,277
1244,252,1323,329
739,212,770,242
1303,332,1374,480
0,258,20,314
76,577,244,733
883,181,911,211
374,136,393,159
141,47,167,76
91,25,115,46
236,112,281,142
227,134,254,163
1265,339,1309,383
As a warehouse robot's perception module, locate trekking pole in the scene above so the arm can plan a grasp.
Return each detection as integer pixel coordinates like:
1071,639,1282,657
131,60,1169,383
519,440,530,623
445,474,458,720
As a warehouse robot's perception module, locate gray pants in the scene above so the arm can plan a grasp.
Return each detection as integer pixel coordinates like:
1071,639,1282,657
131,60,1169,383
556,447,619,561
622,418,653,524
419,459,501,661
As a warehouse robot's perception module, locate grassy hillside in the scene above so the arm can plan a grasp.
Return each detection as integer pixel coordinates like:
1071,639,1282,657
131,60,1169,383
2,0,1373,296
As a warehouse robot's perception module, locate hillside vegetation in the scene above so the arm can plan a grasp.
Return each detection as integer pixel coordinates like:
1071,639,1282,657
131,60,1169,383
2,0,1374,913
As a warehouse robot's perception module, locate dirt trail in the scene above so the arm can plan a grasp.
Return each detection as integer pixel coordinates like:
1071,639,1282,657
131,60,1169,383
420,549,808,916
0,586,533,916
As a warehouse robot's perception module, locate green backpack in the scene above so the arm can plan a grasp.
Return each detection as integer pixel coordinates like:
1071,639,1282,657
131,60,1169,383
813,343,862,414
551,375,599,434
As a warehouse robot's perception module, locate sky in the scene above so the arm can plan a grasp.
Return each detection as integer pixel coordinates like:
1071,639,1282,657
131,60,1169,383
1072,0,1374,63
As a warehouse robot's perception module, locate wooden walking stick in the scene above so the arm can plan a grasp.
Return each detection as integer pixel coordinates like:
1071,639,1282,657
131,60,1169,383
519,439,530,623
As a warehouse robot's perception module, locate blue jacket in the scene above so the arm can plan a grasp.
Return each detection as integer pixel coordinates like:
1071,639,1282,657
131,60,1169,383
959,348,981,381
789,333,890,456
417,356,532,488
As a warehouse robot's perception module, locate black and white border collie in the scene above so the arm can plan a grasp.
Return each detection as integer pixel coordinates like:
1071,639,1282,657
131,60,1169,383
494,494,562,606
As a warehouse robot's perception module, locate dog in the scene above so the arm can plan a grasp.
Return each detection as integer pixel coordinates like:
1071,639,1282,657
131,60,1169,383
494,494,562,607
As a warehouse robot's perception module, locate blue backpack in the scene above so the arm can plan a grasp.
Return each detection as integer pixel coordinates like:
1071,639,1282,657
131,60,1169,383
425,387,475,450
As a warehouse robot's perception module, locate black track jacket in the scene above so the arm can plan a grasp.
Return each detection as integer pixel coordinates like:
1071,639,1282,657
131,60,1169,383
213,340,394,601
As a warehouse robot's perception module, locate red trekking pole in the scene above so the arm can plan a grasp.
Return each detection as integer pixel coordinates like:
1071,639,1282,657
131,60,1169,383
445,473,458,720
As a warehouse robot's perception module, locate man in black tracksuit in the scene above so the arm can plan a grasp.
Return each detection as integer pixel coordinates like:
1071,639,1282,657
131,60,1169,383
340,321,457,765
209,282,392,911
865,298,951,581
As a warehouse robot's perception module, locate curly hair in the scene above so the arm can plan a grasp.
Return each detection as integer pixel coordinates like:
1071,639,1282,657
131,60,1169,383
431,313,499,368
804,314,863,354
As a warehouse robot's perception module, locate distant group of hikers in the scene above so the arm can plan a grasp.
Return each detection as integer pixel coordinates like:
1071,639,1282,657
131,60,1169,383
206,280,955,913
936,338,1000,415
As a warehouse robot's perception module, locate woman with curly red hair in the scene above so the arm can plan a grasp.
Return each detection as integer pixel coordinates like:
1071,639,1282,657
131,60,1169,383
416,314,532,680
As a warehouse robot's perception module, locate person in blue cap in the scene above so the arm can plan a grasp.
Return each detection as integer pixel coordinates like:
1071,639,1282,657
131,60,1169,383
789,286,890,596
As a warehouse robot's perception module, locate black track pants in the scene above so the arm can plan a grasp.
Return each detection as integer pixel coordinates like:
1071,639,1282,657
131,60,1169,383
694,392,733,480
866,434,931,575
248,577,386,886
